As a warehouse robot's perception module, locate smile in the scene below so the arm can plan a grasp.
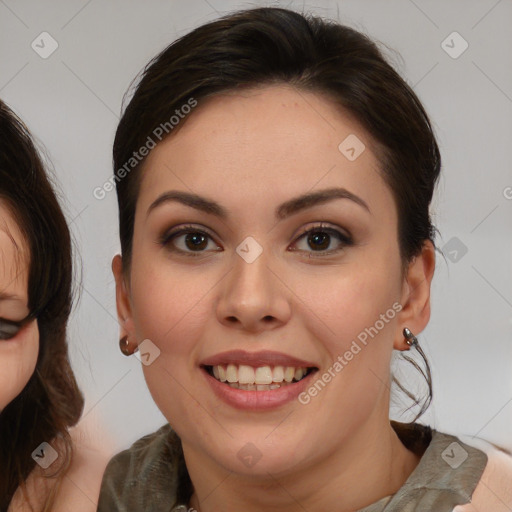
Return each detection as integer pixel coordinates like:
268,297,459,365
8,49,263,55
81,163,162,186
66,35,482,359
200,350,319,409
205,364,313,390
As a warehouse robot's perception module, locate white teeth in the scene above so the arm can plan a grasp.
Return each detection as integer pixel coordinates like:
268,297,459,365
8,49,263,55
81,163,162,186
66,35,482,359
284,367,295,382
210,364,311,388
254,366,273,385
226,364,237,383
272,366,284,382
238,365,255,384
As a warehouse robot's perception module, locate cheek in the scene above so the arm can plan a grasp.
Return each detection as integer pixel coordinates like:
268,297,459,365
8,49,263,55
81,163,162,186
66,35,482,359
130,260,216,419
292,248,402,361
130,260,214,353
290,250,402,426
0,322,39,411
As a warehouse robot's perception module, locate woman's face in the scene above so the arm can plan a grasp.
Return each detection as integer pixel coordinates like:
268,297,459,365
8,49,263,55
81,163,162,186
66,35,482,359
0,203,38,412
116,86,431,476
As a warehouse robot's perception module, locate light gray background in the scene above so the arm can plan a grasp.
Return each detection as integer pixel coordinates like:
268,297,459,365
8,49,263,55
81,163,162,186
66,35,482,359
1,0,511,454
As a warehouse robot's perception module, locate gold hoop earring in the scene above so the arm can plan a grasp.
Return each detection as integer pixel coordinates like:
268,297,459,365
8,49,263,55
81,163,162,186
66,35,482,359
119,335,135,356
403,327,419,348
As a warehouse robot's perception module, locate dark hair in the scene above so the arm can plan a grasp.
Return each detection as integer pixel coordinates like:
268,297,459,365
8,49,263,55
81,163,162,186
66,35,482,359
113,7,439,417
0,100,84,510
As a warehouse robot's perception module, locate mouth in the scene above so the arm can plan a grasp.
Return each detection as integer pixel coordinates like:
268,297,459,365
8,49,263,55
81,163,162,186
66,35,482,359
200,350,319,409
203,364,317,391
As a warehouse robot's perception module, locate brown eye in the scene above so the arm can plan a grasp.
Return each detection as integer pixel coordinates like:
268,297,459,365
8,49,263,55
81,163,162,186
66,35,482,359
183,232,209,251
292,224,353,256
160,224,221,257
307,231,331,251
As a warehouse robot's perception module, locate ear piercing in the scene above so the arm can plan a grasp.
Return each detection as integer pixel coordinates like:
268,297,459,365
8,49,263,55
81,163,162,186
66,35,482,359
120,331,421,354
403,327,419,347
119,335,136,356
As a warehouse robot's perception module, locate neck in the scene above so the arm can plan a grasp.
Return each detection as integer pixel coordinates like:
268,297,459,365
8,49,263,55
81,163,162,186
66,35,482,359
184,418,421,512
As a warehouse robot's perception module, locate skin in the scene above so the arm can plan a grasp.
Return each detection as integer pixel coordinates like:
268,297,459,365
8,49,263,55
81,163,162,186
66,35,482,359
9,417,114,512
0,202,38,412
113,85,436,512
0,201,111,511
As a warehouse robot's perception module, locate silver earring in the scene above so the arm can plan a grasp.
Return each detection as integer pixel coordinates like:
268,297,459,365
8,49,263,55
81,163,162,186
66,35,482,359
403,327,418,347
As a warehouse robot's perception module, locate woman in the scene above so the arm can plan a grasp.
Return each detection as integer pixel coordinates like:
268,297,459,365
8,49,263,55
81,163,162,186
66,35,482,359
0,100,107,511
98,7,512,511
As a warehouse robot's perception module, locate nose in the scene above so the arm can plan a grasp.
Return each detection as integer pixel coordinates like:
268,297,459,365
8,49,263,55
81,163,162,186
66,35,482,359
215,243,292,333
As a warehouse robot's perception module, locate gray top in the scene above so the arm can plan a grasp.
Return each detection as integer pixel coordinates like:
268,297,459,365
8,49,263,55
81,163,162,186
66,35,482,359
97,421,487,512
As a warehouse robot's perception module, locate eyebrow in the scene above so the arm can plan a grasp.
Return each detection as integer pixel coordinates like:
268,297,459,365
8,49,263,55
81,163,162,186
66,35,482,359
147,187,370,220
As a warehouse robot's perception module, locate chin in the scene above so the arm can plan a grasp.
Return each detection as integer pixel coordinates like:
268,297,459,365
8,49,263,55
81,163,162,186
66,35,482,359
192,428,313,479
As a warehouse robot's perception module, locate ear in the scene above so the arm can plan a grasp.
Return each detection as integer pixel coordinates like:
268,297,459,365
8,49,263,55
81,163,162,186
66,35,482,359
112,254,137,347
394,240,436,350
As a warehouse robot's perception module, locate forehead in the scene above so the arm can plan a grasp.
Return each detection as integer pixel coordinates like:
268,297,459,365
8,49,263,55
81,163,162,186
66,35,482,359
0,202,29,302
137,85,395,222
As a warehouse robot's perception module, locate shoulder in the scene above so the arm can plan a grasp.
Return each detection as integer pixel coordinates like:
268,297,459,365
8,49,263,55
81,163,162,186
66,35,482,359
382,424,498,511
100,423,177,480
97,424,182,511
51,419,114,511
9,415,114,512
453,435,512,512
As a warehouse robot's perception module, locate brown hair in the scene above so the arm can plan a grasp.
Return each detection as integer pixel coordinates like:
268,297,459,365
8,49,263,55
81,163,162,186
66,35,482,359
0,100,84,511
112,7,439,418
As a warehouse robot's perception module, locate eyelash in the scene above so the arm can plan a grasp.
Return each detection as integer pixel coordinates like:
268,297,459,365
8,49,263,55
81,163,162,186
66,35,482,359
0,318,24,341
159,223,353,258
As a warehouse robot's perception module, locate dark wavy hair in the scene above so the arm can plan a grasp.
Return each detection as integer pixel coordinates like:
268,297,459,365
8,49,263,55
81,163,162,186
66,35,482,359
0,100,84,511
113,7,439,422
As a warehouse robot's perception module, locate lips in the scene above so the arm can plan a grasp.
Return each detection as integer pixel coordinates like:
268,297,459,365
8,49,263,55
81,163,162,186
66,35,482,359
200,350,318,395
200,350,317,368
